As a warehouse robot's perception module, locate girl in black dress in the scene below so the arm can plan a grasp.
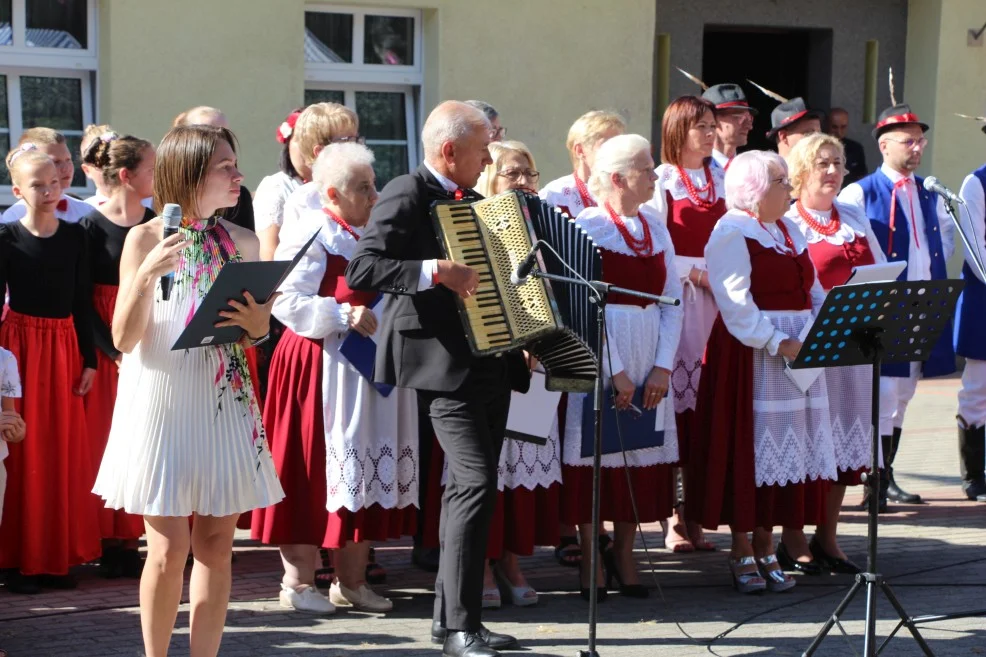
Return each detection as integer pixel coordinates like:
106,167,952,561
80,133,156,578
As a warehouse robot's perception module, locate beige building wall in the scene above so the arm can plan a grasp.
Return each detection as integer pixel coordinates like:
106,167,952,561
98,0,655,191
904,0,986,273
377,0,657,182
98,0,305,191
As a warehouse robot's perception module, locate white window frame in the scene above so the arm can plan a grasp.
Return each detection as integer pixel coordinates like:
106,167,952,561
304,4,424,180
304,4,423,86
0,0,98,207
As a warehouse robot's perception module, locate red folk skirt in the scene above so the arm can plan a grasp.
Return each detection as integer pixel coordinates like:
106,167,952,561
420,436,560,558
84,285,144,540
250,329,415,548
686,318,826,533
674,408,695,466
560,464,675,526
0,311,102,574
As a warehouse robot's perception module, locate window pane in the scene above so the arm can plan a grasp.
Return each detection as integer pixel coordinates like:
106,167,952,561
0,75,7,129
368,144,408,189
21,77,82,130
364,15,414,66
355,92,406,141
0,134,9,185
26,0,87,49
0,0,11,46
304,89,345,106
305,12,352,63
62,134,85,187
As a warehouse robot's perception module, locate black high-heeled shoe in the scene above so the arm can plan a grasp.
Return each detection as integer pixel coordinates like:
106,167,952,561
578,568,608,602
809,538,862,575
604,553,649,598
776,542,823,576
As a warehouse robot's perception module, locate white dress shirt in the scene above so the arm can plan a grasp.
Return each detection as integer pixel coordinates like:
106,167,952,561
418,161,459,292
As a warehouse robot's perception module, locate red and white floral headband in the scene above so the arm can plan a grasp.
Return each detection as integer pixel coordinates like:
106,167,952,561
276,111,303,144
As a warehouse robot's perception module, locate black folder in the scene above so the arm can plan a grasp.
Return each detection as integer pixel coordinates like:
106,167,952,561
170,229,320,350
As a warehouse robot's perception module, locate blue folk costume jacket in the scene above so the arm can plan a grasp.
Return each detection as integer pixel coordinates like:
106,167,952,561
857,169,956,378
954,165,986,361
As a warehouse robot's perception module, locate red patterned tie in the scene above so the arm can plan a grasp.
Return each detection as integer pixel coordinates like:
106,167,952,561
56,198,68,212
888,178,919,255
454,188,464,201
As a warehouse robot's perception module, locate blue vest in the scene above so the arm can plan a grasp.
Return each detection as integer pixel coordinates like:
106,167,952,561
858,169,956,378
954,165,986,361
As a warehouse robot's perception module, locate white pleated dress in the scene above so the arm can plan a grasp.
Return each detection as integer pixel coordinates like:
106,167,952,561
93,219,284,517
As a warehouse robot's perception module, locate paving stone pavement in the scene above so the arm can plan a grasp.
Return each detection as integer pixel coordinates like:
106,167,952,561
1,376,984,656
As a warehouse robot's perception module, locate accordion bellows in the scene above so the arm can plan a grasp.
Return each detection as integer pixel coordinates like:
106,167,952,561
431,190,602,392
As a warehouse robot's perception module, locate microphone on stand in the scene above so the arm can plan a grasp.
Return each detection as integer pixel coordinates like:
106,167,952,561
160,203,182,301
511,241,543,285
923,176,964,205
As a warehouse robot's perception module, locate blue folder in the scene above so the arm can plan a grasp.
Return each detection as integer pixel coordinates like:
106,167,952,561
338,296,393,397
580,388,666,458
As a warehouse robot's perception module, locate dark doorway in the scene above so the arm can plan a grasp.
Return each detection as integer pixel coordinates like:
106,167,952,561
702,26,833,152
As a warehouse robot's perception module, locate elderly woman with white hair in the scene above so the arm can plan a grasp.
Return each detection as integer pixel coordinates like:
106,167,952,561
687,150,837,594
560,134,683,601
253,142,418,615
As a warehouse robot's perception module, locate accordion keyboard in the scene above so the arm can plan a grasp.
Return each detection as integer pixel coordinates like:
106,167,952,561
432,202,513,352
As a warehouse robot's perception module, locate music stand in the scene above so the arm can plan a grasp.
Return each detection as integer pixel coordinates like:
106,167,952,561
531,268,678,657
791,278,963,657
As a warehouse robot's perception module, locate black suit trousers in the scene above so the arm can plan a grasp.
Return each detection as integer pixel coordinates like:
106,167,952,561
419,356,510,632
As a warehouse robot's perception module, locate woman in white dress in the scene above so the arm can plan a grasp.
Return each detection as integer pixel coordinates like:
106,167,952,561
254,108,306,261
92,125,283,657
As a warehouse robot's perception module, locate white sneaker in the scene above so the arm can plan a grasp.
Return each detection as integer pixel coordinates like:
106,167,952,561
329,581,393,612
279,583,336,614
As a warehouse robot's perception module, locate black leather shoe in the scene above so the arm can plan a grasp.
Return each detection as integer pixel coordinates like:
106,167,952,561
411,545,440,573
885,428,922,504
963,477,986,501
38,573,77,590
432,623,518,650
442,631,500,657
775,542,823,576
809,538,862,575
6,572,41,594
886,476,923,504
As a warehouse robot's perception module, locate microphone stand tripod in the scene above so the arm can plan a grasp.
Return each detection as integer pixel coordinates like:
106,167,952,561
530,269,679,657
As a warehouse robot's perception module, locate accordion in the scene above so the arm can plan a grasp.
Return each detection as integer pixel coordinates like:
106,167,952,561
430,190,602,392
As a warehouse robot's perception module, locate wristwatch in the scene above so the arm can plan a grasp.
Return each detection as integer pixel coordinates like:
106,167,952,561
248,331,271,347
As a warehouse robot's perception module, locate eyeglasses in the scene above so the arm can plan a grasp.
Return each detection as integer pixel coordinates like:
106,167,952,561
884,136,928,149
490,126,507,140
497,168,539,182
331,135,366,145
772,176,792,187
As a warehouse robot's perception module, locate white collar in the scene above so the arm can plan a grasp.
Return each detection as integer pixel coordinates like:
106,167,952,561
712,149,730,168
880,163,916,186
424,161,459,193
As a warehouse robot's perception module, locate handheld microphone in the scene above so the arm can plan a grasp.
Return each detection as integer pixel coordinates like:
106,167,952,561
160,203,182,301
511,242,542,285
923,176,964,206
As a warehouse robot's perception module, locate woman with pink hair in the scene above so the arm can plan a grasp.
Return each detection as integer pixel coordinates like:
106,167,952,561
687,150,837,594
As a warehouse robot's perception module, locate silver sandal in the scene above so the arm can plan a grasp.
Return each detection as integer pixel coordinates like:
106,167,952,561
729,555,767,594
757,554,797,592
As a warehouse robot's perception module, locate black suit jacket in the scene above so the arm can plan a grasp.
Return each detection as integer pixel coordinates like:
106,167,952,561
345,164,477,392
842,138,868,188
